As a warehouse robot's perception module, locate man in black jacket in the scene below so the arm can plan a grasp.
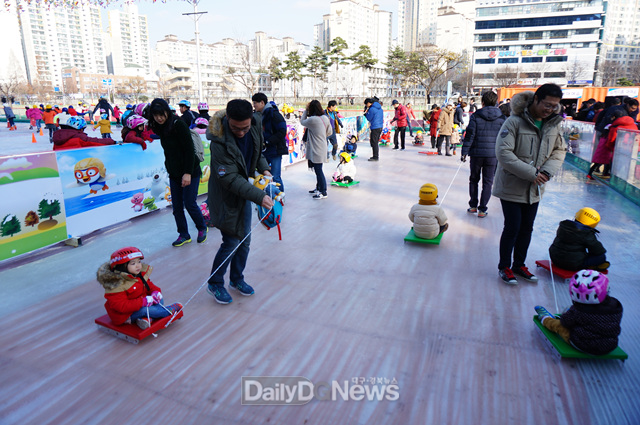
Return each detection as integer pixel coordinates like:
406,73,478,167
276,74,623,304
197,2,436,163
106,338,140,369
252,93,288,191
461,91,505,218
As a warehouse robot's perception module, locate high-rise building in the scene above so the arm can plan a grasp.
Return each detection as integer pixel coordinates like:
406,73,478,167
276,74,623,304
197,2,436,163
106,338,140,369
107,4,151,76
316,0,392,60
472,0,604,88
398,0,457,51
16,3,107,90
600,0,640,84
435,1,475,56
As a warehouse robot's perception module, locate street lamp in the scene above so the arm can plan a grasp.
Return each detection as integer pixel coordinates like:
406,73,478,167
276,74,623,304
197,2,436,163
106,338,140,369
183,0,207,102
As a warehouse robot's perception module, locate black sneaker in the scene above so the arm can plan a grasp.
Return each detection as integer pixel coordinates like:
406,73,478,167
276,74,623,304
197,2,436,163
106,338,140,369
230,280,255,296
513,265,538,282
207,284,232,304
309,189,319,194
499,268,518,285
172,236,191,247
368,157,379,161
197,228,207,243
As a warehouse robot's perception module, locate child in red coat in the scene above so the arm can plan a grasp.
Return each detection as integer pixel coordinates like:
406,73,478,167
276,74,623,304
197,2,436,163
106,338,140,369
96,247,182,329
122,114,152,150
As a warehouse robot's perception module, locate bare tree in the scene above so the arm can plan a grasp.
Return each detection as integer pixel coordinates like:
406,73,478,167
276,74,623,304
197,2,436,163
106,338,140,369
406,45,464,105
0,63,24,102
491,65,521,87
565,59,591,83
599,59,624,86
226,47,265,96
626,59,640,85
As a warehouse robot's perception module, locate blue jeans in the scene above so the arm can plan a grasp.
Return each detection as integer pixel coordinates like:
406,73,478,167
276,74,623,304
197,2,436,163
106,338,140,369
208,200,252,286
498,199,539,269
312,162,327,195
265,153,284,192
468,156,497,212
327,133,338,157
36,119,42,130
129,299,169,322
169,172,206,239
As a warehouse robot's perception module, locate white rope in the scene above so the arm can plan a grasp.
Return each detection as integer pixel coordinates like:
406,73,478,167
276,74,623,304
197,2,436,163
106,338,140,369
439,160,465,207
537,185,560,314
165,204,274,327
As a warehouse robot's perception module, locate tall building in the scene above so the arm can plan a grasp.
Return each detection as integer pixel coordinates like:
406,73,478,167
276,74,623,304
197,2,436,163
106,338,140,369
107,4,151,76
472,0,604,88
316,0,392,59
398,0,457,51
599,0,640,84
16,3,107,90
435,1,475,56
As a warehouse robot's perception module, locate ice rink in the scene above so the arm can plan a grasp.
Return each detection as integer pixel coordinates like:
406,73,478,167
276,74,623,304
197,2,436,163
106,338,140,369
1,126,639,425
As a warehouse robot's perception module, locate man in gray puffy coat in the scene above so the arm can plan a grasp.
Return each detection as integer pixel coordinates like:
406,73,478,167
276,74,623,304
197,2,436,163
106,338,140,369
461,91,505,218
493,84,566,285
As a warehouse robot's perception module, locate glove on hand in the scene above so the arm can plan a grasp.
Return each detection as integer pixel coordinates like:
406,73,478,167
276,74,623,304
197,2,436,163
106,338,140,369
461,155,467,162
152,291,163,303
142,295,155,307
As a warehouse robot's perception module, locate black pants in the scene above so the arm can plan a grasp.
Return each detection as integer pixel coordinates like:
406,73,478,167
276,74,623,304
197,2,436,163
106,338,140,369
430,135,437,149
498,199,539,270
370,128,381,159
436,135,451,154
394,127,406,149
468,157,497,212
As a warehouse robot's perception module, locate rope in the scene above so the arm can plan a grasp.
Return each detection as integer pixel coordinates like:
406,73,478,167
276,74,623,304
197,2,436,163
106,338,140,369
537,185,560,314
164,204,274,327
439,160,464,207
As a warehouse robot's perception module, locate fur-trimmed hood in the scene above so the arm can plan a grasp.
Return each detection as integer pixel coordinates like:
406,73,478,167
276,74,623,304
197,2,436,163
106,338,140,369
206,109,227,140
510,90,562,118
96,262,152,292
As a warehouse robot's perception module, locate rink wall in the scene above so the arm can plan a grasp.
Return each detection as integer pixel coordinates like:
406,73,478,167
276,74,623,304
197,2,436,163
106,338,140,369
0,115,375,262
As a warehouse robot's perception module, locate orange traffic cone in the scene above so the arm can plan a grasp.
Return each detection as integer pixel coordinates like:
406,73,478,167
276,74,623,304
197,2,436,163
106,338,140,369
39,127,44,136
32,133,37,143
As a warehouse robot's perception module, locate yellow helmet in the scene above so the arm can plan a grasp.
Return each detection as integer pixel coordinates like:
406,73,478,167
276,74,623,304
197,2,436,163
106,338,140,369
419,183,438,202
45,104,52,109
416,130,422,134
575,207,600,228
32,104,38,109
339,152,351,163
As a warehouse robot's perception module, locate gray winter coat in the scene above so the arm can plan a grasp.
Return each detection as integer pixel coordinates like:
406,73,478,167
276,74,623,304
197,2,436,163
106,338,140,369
492,91,566,204
206,109,271,239
300,111,332,164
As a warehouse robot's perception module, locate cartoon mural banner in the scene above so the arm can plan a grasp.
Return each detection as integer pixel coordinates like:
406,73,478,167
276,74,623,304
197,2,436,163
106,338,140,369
56,142,172,237
0,152,67,261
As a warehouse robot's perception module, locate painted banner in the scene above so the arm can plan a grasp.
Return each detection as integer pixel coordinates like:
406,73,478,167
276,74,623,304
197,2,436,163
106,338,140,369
0,152,67,261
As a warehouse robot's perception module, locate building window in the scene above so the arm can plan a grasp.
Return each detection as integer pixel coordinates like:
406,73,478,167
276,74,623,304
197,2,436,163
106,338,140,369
478,34,496,42
526,32,543,40
476,14,601,30
477,73,494,79
523,72,541,78
545,72,566,78
502,33,520,41
475,58,495,64
498,58,519,64
550,30,568,39
522,57,543,63
546,56,568,62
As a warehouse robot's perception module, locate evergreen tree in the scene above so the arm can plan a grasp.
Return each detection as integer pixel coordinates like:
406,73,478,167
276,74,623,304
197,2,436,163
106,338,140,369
349,45,378,97
305,46,330,97
1,214,21,237
328,37,349,97
283,51,305,100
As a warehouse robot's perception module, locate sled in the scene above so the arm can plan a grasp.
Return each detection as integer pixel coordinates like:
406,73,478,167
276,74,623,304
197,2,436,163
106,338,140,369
404,228,443,245
418,151,438,155
533,316,627,361
535,260,607,284
95,311,183,344
331,180,360,188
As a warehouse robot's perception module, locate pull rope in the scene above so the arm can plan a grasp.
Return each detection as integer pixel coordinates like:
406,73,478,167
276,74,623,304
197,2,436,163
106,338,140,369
165,204,274,327
439,160,464,207
537,185,560,314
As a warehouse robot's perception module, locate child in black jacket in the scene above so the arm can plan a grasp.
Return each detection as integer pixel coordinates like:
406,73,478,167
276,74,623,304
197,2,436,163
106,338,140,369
549,207,608,271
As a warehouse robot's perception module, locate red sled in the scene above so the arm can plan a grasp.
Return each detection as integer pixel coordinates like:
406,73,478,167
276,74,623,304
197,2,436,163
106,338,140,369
95,311,183,344
535,260,607,284
419,151,438,155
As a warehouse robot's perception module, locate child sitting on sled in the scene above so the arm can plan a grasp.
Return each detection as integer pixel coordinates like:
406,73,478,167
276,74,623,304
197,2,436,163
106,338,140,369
535,269,622,355
343,133,358,156
96,247,182,330
408,183,448,239
549,207,609,271
413,130,424,145
332,152,357,183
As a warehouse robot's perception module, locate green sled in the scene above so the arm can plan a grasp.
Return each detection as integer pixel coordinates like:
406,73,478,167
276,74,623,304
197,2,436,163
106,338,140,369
331,180,360,188
404,228,443,245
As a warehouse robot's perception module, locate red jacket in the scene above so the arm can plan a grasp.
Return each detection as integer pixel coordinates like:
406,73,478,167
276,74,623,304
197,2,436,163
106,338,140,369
68,108,78,116
97,263,162,325
606,115,637,148
428,109,441,137
392,104,408,127
52,128,115,151
124,129,148,150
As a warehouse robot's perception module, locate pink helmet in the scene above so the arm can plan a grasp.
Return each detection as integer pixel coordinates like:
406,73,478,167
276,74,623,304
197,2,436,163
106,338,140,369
569,270,609,304
127,114,147,129
134,103,149,116
194,117,209,127
197,102,209,111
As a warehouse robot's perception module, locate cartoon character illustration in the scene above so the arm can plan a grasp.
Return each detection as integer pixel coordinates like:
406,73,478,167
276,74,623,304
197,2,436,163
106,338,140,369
164,187,172,203
143,196,158,211
73,157,110,194
200,201,210,221
200,165,211,183
146,173,169,202
131,192,144,212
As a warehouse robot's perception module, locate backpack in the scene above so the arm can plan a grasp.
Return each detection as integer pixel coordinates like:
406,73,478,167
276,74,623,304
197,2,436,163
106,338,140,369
257,184,283,240
189,129,205,162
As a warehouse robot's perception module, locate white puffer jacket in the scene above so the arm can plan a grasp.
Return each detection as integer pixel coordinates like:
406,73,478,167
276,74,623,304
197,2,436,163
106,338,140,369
409,203,448,239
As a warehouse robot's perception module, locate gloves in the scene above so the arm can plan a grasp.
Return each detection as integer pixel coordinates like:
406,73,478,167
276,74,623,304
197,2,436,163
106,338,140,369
142,295,155,307
461,155,467,162
140,141,147,151
152,291,163,304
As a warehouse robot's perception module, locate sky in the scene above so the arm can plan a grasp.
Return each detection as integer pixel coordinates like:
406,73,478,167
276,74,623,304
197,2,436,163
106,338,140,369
119,0,399,47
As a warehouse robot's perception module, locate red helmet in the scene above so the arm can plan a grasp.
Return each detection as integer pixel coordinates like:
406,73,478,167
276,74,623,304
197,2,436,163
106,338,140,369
109,247,144,269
